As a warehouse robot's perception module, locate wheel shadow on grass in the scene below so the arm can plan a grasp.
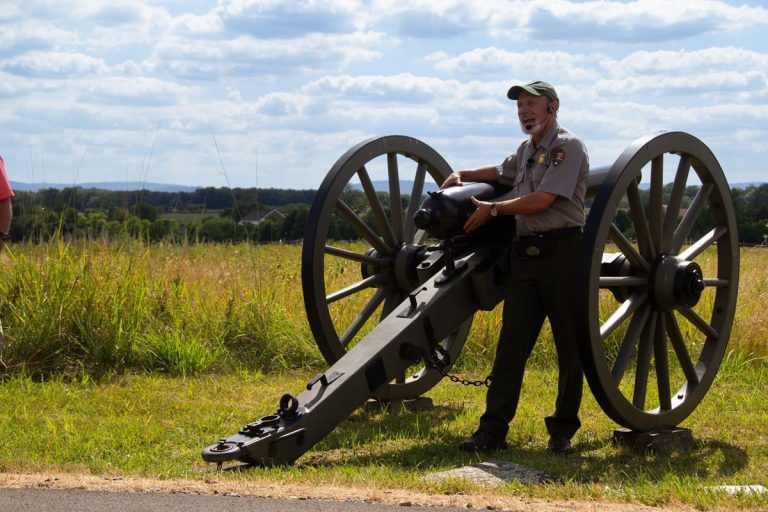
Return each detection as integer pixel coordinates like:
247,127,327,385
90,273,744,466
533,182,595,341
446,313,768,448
300,417,748,483
548,436,750,482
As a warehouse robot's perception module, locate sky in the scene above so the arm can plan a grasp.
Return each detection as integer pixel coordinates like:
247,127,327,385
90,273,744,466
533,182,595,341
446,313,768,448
1,0,767,190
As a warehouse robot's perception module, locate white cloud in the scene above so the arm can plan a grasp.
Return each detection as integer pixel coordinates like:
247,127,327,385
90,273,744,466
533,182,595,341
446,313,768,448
515,0,768,42
78,76,198,106
146,31,382,80
429,47,602,82
0,51,108,77
303,73,456,100
0,23,77,56
1,0,767,187
605,47,768,76
0,4,21,21
595,71,765,98
218,0,360,38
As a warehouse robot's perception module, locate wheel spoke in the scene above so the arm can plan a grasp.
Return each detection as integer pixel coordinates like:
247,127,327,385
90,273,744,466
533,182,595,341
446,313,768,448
679,226,727,261
325,245,388,266
649,155,664,252
326,274,382,304
678,306,719,339
662,155,691,253
665,311,699,385
387,153,404,244
653,313,672,411
627,178,655,259
599,276,647,287
402,161,427,243
609,223,650,271
611,303,651,384
412,228,428,245
336,199,391,255
338,287,388,348
671,182,713,254
633,311,657,410
600,291,648,341
358,165,398,248
381,288,404,319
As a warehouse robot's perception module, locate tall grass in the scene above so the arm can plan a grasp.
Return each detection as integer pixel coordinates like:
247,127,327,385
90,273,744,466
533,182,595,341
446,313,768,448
0,239,765,378
0,239,319,377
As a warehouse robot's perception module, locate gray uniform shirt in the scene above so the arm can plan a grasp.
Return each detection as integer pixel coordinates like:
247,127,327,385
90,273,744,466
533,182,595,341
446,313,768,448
496,123,589,236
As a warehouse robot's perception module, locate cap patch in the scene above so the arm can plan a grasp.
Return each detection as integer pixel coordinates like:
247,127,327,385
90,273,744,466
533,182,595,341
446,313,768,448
552,148,566,167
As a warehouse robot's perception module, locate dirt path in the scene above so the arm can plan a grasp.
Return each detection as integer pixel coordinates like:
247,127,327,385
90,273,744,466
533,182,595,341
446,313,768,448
0,471,701,512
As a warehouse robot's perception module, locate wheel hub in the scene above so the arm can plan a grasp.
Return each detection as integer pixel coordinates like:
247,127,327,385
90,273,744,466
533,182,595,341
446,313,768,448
361,244,427,292
651,254,704,310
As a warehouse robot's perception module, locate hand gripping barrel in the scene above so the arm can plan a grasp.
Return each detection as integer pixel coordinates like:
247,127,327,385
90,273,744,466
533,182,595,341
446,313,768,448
202,132,738,465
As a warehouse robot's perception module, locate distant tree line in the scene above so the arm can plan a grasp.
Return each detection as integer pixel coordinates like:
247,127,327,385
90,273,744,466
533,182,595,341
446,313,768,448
7,187,317,243
4,183,768,245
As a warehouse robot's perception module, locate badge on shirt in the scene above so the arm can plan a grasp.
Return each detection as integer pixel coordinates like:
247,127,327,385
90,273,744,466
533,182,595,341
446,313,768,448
537,153,546,165
552,147,566,167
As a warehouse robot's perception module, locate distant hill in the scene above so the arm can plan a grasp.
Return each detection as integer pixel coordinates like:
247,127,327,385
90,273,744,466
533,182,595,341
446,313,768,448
731,182,765,189
11,179,763,194
638,181,764,190
10,181,199,193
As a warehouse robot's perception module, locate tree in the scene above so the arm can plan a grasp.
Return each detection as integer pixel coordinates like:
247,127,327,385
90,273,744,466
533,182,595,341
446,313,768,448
134,202,158,222
198,216,239,242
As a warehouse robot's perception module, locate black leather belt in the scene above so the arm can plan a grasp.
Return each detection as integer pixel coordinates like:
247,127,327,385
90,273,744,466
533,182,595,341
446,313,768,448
519,226,583,240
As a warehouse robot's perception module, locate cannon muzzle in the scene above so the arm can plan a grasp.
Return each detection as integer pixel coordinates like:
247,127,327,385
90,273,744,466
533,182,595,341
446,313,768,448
413,182,506,239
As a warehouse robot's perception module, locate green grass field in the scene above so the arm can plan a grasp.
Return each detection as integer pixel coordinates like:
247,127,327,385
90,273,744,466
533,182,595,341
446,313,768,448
0,365,765,509
0,240,766,509
159,210,226,223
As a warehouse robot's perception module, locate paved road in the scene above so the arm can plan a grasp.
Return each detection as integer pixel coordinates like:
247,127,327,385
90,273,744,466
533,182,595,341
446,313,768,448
0,488,475,512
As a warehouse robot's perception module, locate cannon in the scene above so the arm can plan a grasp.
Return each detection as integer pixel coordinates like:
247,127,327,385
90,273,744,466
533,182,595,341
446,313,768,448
202,131,739,465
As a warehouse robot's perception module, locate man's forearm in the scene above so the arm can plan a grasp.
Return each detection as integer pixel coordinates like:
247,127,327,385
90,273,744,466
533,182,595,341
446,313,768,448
456,165,498,183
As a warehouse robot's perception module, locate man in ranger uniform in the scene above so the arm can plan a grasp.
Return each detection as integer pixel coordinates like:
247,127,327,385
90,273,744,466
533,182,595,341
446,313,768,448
441,80,589,454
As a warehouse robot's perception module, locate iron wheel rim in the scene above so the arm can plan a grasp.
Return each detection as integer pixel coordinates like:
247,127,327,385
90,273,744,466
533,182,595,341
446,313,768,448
579,131,739,431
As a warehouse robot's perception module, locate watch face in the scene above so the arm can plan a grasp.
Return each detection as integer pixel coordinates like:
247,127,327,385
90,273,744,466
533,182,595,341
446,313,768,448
490,204,498,216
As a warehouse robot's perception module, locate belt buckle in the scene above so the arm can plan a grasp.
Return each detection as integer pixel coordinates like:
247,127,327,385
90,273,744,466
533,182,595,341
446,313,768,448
525,245,541,257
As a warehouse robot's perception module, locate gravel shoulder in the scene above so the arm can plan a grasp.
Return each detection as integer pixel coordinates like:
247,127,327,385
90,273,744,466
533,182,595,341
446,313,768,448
0,472,700,512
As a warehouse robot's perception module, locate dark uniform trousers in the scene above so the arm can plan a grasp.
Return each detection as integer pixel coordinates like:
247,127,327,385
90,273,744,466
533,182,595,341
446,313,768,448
478,231,583,440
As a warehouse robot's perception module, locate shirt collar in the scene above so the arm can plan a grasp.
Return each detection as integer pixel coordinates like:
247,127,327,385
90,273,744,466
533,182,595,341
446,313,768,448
532,121,559,151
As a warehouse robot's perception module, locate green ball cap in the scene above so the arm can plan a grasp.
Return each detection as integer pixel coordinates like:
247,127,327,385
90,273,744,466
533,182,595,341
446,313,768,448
507,80,559,102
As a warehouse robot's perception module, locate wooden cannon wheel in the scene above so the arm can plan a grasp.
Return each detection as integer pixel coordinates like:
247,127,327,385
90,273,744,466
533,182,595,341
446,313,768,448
301,135,472,399
578,131,740,431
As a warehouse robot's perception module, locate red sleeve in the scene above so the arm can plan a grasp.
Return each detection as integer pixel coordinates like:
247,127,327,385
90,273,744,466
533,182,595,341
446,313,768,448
0,156,14,200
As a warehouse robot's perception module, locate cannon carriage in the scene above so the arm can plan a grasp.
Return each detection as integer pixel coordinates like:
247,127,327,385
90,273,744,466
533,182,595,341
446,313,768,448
202,131,739,466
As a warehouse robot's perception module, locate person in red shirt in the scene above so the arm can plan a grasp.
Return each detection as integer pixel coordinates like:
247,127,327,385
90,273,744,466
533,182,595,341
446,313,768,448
0,155,13,250
0,154,11,363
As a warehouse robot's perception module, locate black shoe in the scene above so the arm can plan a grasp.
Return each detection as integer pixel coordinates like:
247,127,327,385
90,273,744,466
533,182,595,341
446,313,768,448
547,435,573,455
458,431,508,453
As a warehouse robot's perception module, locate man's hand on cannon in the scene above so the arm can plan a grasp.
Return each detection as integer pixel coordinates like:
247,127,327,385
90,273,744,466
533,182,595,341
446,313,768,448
441,171,464,189
464,196,495,232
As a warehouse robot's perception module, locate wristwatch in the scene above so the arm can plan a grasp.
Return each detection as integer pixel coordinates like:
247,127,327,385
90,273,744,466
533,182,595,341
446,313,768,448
490,203,499,217
0,231,8,242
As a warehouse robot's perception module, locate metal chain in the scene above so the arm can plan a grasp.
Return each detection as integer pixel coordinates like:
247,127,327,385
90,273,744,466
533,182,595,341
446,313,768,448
423,349,491,388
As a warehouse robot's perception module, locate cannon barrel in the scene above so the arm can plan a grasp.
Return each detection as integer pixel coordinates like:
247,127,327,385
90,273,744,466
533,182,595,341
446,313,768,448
414,165,612,240
413,182,500,239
